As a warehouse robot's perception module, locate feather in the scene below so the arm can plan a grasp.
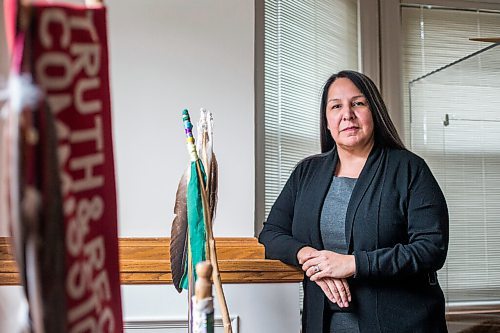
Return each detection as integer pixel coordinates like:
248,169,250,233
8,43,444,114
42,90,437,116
208,152,218,221
197,109,211,171
170,170,189,293
197,109,218,222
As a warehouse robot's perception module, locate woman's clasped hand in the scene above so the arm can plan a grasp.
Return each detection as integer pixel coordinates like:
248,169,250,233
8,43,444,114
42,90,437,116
297,246,355,308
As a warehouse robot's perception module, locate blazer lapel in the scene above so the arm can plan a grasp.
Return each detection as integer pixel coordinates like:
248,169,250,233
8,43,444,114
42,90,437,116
345,145,385,251
309,148,338,249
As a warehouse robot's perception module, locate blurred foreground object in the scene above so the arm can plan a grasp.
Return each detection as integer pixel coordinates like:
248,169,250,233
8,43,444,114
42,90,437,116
193,261,214,333
0,2,123,332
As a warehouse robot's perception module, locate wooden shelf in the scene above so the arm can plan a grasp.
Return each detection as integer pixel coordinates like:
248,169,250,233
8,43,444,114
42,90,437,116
0,237,303,285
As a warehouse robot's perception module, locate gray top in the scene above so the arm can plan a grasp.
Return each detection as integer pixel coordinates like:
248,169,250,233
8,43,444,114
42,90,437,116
320,176,357,254
320,176,360,333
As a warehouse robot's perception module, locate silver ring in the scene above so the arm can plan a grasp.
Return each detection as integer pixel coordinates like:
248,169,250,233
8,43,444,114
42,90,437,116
314,265,320,273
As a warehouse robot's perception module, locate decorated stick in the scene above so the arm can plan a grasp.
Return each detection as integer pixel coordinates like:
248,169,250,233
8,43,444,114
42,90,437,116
196,166,232,333
182,110,232,333
182,110,200,332
198,108,232,333
182,110,198,162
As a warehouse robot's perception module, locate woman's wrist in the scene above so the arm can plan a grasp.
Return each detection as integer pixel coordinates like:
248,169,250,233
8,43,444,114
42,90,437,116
349,254,357,277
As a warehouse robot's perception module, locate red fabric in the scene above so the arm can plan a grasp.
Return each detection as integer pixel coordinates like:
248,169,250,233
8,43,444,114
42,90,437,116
3,0,16,53
28,4,123,332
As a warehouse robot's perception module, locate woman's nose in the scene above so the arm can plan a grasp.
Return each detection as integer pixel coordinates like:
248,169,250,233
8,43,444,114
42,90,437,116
342,108,355,121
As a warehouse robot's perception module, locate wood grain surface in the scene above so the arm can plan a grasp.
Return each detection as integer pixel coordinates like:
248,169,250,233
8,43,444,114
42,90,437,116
0,237,303,285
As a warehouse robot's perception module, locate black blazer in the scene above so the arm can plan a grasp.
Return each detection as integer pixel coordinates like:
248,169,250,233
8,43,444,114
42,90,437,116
259,145,449,333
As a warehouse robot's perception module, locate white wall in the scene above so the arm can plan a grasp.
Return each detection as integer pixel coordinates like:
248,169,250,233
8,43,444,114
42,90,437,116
106,1,300,332
122,284,300,333
0,1,300,332
108,0,255,238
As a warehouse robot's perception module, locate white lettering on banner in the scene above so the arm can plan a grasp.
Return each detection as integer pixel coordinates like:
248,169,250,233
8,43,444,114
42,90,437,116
69,317,95,333
75,78,103,114
66,237,110,317
98,307,115,332
58,144,73,197
66,196,103,257
68,268,111,321
37,7,116,332
40,8,70,48
70,116,104,150
36,52,73,90
71,43,101,76
69,14,99,42
71,153,105,192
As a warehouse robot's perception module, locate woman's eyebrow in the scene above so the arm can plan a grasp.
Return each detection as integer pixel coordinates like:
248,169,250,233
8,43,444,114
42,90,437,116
328,95,365,103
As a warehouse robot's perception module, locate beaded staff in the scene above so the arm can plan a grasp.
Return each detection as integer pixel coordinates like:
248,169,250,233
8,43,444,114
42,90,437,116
183,110,199,162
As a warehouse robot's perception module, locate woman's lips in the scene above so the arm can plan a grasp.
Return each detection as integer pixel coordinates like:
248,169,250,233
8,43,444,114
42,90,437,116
342,126,359,132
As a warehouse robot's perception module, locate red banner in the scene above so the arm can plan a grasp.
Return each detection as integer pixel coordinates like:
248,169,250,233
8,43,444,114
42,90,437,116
29,4,123,332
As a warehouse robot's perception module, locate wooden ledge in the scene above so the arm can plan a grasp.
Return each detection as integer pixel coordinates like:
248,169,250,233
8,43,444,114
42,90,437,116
0,237,303,285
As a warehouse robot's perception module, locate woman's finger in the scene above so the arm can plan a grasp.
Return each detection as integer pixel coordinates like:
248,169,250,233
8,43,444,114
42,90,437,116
309,267,324,281
306,263,321,277
325,278,343,306
297,246,317,265
300,251,321,265
342,278,351,302
322,279,338,304
316,280,335,304
301,256,320,271
333,279,349,307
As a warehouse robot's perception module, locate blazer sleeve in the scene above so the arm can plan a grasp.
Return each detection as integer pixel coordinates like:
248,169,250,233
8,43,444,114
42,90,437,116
354,160,449,278
258,165,309,267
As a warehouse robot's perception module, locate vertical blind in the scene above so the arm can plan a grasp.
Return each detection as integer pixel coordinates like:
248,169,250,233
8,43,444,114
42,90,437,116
402,5,500,305
264,0,358,218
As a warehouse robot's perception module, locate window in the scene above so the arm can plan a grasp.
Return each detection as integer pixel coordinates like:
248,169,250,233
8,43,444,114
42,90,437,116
263,0,359,218
402,4,500,305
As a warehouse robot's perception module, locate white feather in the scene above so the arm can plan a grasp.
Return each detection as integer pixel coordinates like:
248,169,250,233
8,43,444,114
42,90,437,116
197,108,214,171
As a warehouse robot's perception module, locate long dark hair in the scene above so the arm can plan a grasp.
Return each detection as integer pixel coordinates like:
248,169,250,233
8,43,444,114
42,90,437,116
320,70,405,153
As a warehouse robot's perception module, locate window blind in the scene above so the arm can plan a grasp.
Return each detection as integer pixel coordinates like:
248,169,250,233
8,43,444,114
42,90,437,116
402,5,500,305
264,0,358,218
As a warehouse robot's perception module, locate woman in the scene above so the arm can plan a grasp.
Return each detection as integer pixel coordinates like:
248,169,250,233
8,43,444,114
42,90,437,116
258,70,449,333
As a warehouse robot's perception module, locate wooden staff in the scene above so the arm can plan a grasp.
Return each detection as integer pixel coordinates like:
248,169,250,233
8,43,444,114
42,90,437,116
182,109,231,333
195,162,232,333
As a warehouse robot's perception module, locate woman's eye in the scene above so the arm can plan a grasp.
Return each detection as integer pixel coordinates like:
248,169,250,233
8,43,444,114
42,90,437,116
352,101,366,107
331,104,341,110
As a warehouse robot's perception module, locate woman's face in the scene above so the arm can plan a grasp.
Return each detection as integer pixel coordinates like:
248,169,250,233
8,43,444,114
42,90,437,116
325,77,375,152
